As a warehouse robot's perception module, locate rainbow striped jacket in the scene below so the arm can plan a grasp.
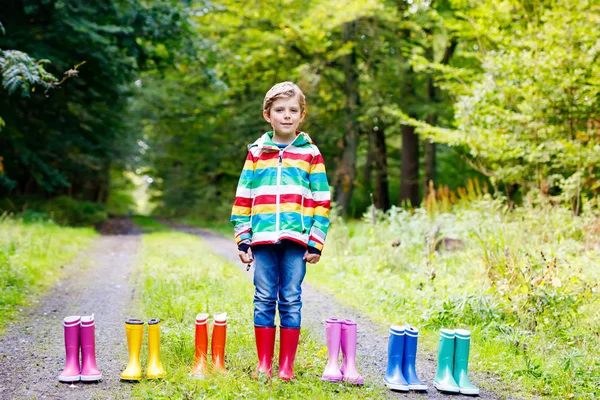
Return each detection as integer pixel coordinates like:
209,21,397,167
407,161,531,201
231,131,331,253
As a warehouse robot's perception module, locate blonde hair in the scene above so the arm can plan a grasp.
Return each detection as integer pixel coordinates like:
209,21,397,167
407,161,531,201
263,81,306,113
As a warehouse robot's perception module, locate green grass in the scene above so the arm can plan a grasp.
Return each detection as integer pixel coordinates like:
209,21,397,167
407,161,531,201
0,216,95,327
306,200,600,399
130,232,386,399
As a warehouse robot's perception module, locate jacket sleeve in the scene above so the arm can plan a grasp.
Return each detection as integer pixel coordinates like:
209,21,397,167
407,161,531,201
231,150,254,245
307,146,331,253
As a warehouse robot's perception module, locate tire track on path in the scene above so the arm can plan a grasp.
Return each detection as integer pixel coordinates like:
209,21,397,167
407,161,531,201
0,235,140,400
169,223,510,400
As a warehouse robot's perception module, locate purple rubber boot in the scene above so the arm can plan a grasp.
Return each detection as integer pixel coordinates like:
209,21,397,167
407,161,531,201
58,316,81,382
341,319,364,385
80,314,102,382
321,318,343,382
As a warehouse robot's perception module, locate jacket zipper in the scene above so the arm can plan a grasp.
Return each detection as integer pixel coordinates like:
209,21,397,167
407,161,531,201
276,149,283,236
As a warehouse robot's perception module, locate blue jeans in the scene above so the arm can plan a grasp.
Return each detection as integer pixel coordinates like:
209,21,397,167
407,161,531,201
252,241,307,329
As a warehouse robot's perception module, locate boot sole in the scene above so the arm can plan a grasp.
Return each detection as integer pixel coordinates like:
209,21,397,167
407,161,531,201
408,383,428,391
321,377,342,382
434,382,460,393
80,374,102,382
384,380,409,391
58,375,80,383
459,388,480,395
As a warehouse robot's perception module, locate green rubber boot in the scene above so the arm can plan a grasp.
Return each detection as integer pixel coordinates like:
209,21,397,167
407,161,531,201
454,329,480,395
433,329,460,393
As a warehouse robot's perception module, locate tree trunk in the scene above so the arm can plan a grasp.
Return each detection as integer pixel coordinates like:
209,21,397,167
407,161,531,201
423,37,457,198
399,123,419,207
334,20,360,216
373,126,390,210
424,113,437,198
364,130,375,194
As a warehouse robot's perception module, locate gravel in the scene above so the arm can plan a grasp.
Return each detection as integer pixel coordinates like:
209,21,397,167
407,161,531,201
0,235,141,400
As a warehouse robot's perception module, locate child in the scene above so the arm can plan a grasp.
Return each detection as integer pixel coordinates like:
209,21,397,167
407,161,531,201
231,82,331,380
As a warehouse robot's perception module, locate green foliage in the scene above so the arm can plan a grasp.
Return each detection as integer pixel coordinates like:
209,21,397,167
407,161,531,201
105,169,137,216
0,0,191,197
308,201,600,398
40,196,108,226
0,50,56,96
408,0,600,205
0,217,95,328
0,195,107,226
133,232,386,399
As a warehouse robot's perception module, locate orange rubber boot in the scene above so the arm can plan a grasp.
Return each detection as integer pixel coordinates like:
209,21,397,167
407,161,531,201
211,313,227,373
192,313,209,378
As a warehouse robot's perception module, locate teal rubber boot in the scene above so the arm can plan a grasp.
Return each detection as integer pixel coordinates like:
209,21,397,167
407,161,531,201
433,329,460,393
453,329,480,395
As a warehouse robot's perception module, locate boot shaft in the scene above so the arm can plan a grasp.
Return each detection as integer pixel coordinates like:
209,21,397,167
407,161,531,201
63,315,81,349
278,327,300,381
437,328,456,364
80,314,102,381
192,313,210,377
194,313,209,358
453,329,471,371
58,316,81,383
211,313,227,372
147,318,162,360
120,318,144,381
433,328,459,392
384,325,409,391
325,318,342,357
402,326,427,390
340,319,363,385
147,318,166,379
453,329,479,394
387,325,405,363
254,326,276,377
322,318,342,382
340,319,357,361
125,318,144,357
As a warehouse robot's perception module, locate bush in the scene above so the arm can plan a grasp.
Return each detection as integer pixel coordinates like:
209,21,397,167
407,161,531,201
41,196,108,226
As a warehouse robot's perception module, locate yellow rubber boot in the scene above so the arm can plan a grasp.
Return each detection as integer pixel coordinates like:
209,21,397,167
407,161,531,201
120,318,144,381
146,318,166,379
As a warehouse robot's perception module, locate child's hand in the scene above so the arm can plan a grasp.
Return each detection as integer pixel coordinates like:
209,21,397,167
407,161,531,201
239,248,254,264
303,250,320,264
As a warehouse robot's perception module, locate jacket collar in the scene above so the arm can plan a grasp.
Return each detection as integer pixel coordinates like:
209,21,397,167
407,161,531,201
248,131,313,151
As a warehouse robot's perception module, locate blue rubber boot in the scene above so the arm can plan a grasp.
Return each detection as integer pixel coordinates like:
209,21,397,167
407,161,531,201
383,325,409,391
402,326,428,390
454,329,480,395
433,328,460,393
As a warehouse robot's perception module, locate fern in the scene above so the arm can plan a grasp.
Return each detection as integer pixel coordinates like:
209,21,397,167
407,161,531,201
0,50,57,97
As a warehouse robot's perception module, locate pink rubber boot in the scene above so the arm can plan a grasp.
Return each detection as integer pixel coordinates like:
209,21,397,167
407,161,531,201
321,318,343,382
340,319,363,385
58,316,81,382
80,314,102,381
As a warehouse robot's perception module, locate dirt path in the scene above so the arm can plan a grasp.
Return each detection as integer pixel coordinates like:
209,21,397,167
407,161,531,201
168,224,510,400
0,235,141,400
0,221,511,399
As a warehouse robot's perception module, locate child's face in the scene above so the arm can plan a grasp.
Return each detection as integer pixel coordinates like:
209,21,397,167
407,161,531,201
264,95,305,138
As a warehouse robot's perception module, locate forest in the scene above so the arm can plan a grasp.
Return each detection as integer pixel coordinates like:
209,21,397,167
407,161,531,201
1,1,599,399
